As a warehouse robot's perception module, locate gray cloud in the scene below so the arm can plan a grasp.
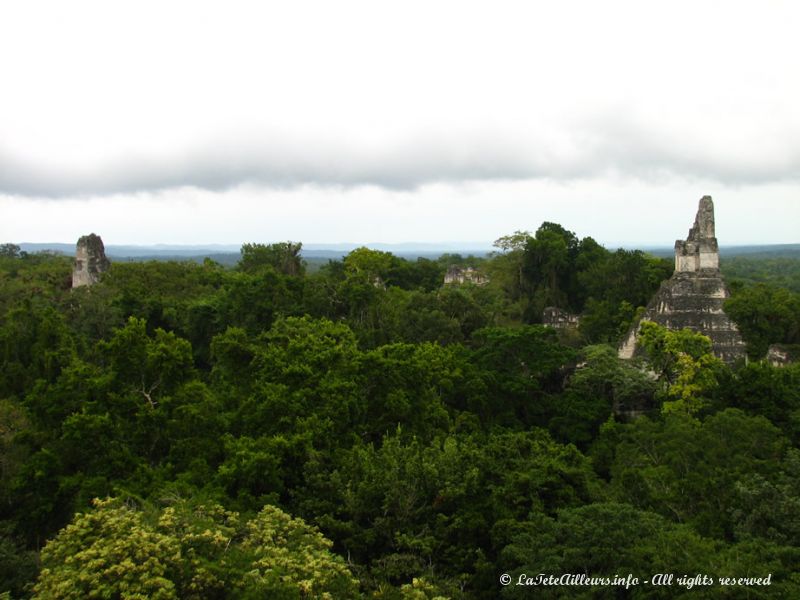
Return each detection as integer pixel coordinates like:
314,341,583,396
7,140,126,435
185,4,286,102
2,118,800,198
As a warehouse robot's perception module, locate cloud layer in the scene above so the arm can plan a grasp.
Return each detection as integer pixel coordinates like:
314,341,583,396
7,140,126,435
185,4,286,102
2,3,798,198
2,116,800,198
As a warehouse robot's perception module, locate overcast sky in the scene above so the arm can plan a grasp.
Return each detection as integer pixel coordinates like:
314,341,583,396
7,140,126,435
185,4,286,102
1,0,798,246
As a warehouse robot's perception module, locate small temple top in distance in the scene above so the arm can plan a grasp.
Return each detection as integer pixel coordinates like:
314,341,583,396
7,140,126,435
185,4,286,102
674,195,720,273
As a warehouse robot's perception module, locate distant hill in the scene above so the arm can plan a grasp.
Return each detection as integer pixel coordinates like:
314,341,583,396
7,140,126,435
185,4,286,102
630,244,800,260
719,244,800,259
17,242,493,264
16,242,800,264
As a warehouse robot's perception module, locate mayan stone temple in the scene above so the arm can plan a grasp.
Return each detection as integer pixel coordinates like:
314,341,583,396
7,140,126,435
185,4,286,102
72,233,110,288
619,196,747,364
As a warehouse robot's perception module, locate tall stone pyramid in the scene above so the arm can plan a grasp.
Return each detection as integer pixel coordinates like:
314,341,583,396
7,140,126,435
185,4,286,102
619,196,747,364
72,233,110,288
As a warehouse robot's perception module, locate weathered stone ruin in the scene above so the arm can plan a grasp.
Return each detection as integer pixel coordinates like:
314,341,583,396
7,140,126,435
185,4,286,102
542,306,581,329
619,196,747,364
443,265,488,286
767,344,798,367
72,233,110,288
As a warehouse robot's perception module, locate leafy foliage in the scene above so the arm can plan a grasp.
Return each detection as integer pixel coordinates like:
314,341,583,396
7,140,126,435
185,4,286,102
1,234,798,599
33,498,359,599
725,283,800,359
638,322,725,415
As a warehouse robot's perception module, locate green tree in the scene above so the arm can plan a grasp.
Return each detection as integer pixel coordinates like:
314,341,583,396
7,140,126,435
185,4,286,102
725,283,800,359
577,250,672,343
33,497,359,599
8,317,219,543
297,429,599,595
0,520,37,599
499,503,716,599
358,342,457,442
489,231,531,305
716,361,800,443
470,326,575,427
0,302,76,399
239,242,305,276
522,224,575,314
551,345,655,447
638,322,725,415
218,269,302,335
344,247,395,283
0,243,22,259
610,409,788,539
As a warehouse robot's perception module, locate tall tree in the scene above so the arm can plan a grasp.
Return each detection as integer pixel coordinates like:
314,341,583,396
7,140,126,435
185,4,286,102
239,241,305,276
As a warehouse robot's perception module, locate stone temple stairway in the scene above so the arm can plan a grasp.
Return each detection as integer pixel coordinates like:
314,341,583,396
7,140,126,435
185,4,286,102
619,196,747,364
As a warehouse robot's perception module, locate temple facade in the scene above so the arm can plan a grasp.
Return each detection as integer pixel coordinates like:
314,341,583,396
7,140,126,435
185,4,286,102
72,233,110,288
619,196,747,364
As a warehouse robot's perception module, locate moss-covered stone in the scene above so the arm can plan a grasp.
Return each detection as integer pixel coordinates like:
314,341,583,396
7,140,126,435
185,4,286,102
72,233,110,287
